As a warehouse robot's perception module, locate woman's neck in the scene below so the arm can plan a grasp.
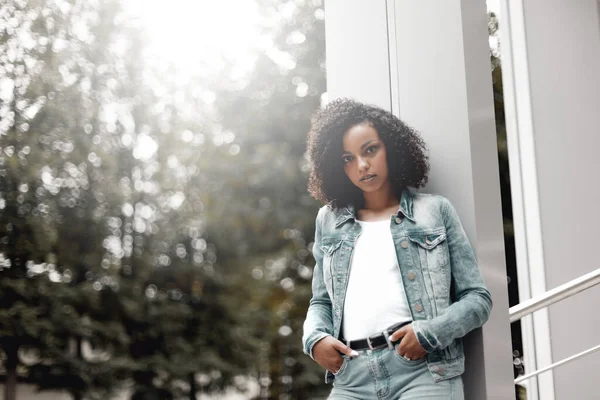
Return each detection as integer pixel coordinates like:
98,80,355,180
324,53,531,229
362,182,398,211
357,184,399,221
363,196,398,212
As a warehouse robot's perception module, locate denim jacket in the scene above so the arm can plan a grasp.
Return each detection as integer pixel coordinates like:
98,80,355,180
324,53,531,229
302,188,492,383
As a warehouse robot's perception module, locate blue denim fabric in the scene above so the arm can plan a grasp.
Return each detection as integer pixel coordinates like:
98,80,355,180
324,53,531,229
302,188,492,384
328,346,464,399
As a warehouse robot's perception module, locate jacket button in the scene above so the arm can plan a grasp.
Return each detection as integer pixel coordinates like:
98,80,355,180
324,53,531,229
401,241,408,248
437,367,445,376
407,271,416,280
395,217,402,224
414,303,423,312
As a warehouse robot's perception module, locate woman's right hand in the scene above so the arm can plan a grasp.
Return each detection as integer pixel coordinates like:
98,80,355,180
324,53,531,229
312,336,359,373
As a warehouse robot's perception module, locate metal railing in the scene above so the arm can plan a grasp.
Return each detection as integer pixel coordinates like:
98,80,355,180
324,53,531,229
509,268,600,384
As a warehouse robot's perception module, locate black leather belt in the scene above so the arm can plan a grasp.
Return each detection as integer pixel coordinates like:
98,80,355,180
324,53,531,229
343,321,411,351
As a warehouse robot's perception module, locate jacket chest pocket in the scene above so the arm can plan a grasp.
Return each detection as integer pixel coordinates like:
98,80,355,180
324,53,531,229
320,241,343,299
408,231,448,269
408,231,450,297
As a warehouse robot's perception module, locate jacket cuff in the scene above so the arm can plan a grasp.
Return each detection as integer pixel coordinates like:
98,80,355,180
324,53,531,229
411,320,438,353
305,332,331,360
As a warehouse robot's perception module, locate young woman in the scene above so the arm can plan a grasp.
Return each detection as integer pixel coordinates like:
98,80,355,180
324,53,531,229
302,98,492,399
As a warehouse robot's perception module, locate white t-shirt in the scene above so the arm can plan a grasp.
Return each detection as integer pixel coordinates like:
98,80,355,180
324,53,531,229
342,219,412,341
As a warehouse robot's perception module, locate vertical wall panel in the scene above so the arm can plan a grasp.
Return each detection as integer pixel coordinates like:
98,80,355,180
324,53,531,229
523,1,600,399
391,1,514,398
324,0,392,109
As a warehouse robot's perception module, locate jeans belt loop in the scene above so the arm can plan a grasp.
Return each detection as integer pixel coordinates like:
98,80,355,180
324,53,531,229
383,330,394,350
366,334,376,350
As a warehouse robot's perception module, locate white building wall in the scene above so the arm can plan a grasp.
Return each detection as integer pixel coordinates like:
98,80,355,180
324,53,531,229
516,1,600,399
498,0,600,398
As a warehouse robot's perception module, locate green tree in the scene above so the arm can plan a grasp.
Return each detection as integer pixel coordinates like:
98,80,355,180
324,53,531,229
0,1,135,399
208,0,330,398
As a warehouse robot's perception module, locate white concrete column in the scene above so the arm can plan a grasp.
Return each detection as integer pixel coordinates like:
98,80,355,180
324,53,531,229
324,0,392,110
324,1,514,398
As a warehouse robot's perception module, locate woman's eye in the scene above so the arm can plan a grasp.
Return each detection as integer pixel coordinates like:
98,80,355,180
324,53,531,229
342,156,353,164
366,145,377,154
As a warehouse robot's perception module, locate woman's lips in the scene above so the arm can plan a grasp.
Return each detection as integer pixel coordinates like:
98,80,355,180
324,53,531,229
360,174,376,182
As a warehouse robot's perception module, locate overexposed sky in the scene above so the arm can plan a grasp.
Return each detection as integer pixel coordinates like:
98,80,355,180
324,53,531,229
487,0,500,12
124,0,265,79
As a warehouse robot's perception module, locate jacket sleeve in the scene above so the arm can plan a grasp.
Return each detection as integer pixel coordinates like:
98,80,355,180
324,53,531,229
412,197,493,352
302,207,334,359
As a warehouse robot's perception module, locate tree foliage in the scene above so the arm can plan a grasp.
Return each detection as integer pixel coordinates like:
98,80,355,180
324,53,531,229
1,0,328,399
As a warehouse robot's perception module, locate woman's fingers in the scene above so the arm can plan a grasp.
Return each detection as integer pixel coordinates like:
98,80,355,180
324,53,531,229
332,339,359,357
389,325,408,342
327,354,345,373
392,324,428,360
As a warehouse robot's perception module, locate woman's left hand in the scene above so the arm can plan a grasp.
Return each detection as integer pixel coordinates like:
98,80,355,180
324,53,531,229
389,324,427,361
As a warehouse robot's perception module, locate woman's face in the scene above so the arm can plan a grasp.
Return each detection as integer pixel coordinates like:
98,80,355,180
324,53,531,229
341,123,390,193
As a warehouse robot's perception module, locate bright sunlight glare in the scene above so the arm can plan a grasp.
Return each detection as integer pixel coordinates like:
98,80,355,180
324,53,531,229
125,0,266,80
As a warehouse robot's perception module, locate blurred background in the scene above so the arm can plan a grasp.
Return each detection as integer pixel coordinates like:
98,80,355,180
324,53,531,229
0,1,516,399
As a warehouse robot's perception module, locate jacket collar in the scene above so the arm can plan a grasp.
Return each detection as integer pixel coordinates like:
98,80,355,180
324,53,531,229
334,187,416,227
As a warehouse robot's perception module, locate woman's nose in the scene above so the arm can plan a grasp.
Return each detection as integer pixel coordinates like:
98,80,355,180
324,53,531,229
358,157,369,171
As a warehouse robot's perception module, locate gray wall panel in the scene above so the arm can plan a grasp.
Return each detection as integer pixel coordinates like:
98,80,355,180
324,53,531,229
522,1,600,398
392,1,514,398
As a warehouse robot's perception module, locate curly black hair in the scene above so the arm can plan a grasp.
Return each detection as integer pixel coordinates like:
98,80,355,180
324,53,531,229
307,98,430,209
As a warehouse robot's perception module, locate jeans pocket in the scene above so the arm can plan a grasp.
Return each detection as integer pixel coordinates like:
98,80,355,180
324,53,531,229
392,343,427,366
333,355,349,377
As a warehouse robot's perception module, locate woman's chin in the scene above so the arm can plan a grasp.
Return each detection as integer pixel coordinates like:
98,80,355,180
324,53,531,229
357,182,381,192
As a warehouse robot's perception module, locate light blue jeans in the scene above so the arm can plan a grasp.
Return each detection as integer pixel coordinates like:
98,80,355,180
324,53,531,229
328,345,464,400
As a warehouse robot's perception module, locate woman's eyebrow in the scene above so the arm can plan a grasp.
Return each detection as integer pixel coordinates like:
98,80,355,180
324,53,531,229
360,140,376,150
342,140,377,155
